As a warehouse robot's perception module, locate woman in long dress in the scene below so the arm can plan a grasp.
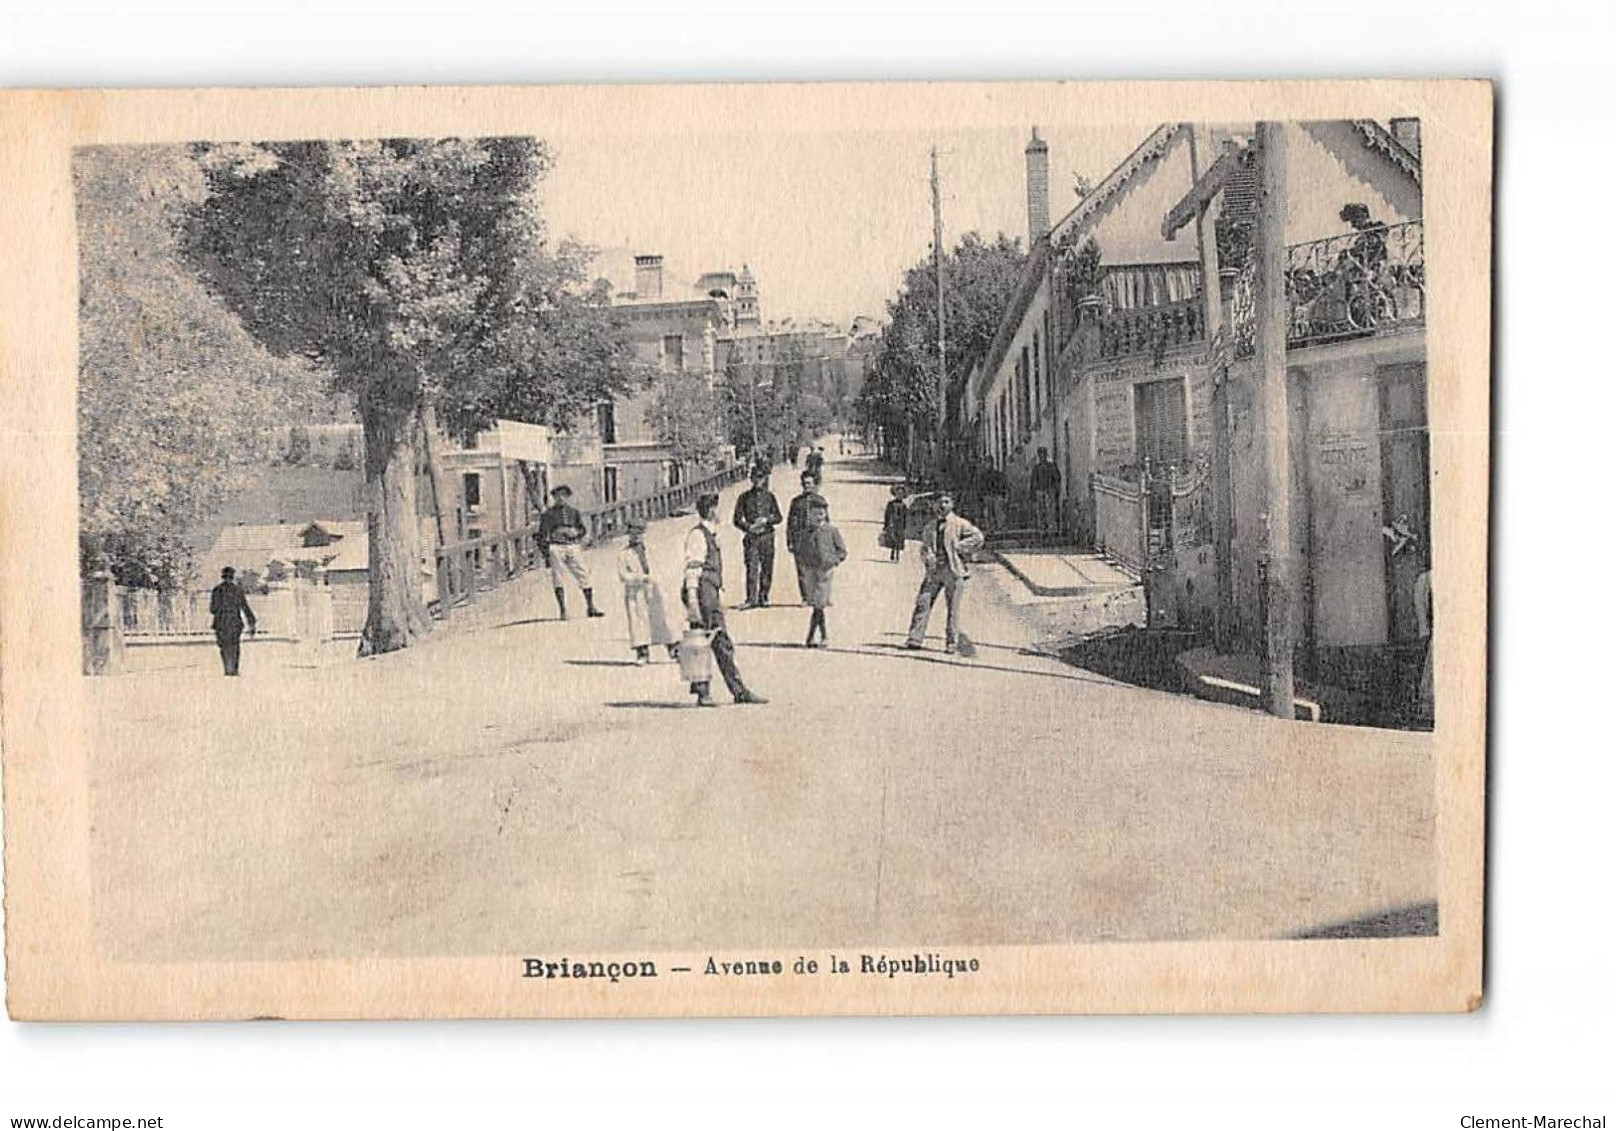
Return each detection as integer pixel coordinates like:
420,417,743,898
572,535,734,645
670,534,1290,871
618,518,676,664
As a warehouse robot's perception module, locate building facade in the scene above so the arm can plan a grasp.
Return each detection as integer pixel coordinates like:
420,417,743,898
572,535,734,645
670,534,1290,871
966,119,1429,722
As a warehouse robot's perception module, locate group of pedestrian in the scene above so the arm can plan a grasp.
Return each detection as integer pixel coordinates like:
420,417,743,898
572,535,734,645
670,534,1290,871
209,435,977,691
738,465,848,648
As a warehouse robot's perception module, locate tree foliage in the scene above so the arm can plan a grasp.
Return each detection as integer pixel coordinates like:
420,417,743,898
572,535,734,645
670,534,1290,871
856,231,1026,457
75,145,329,588
442,237,652,445
716,335,840,459
648,368,728,467
182,137,565,654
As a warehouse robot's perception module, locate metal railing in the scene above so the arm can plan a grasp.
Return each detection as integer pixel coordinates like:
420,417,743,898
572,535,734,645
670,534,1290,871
1092,470,1147,576
1285,219,1424,346
1097,296,1207,360
1230,218,1425,357
432,460,750,614
1091,460,1212,579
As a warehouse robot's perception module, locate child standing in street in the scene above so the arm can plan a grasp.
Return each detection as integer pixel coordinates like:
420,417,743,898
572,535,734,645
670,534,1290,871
881,482,910,562
798,496,846,648
617,518,676,664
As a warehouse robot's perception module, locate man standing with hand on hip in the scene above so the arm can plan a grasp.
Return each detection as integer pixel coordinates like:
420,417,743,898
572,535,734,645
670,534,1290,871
904,492,985,654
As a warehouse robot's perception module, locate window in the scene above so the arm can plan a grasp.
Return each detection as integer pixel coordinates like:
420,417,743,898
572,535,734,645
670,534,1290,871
597,401,617,444
1032,332,1042,420
1047,305,1060,384
462,471,482,510
667,461,684,488
1133,378,1188,471
998,392,1008,468
662,335,684,372
1019,347,1032,440
603,465,620,504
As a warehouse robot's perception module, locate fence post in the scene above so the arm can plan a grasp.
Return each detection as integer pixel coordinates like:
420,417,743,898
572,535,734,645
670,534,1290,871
81,570,124,675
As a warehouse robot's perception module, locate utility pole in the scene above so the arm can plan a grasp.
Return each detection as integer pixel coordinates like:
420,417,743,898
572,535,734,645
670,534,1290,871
1187,124,1238,655
931,147,948,455
1253,121,1296,719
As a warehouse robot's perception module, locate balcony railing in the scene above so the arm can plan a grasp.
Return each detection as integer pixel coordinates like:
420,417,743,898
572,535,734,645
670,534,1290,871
1097,297,1207,360
1231,218,1425,357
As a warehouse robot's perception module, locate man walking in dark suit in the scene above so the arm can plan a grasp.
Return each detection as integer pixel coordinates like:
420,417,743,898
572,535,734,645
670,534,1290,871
209,566,257,676
732,467,783,608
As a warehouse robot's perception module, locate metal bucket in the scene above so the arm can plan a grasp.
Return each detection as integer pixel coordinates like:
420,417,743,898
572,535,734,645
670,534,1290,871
677,629,714,684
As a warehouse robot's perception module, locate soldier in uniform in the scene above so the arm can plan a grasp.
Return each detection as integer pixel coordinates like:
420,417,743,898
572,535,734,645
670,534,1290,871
732,466,783,608
682,493,768,708
209,566,257,676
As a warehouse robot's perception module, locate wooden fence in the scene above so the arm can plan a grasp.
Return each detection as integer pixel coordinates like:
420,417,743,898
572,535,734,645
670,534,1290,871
81,460,750,671
431,460,749,616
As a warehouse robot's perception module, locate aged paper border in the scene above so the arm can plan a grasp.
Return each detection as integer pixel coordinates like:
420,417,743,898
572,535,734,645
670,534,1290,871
0,80,1490,1019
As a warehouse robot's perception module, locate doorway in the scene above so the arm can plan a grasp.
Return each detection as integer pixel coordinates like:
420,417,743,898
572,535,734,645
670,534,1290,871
1378,363,1430,644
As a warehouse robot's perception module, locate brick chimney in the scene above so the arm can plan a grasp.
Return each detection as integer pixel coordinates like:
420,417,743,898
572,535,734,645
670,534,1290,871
633,254,664,301
1025,127,1050,245
1389,117,1421,158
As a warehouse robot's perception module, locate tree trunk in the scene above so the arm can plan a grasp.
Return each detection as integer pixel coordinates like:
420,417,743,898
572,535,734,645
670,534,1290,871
359,397,432,656
419,403,451,551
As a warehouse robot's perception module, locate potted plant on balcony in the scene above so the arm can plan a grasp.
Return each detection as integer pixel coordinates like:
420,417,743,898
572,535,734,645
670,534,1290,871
1060,234,1104,316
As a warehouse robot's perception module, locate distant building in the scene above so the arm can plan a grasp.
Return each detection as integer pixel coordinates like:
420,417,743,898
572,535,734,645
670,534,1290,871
717,314,881,439
605,252,738,497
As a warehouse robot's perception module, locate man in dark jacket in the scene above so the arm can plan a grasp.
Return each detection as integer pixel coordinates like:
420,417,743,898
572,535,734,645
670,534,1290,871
209,566,257,676
538,484,604,619
732,467,783,608
784,470,823,605
1030,447,1061,539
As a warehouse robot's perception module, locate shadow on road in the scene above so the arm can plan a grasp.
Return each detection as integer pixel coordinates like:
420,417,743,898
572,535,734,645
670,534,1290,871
605,700,699,711
736,639,1118,687
1293,901,1439,939
565,659,646,669
491,616,561,631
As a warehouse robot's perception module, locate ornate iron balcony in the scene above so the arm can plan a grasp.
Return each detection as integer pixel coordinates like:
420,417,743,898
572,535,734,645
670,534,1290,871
1230,218,1425,357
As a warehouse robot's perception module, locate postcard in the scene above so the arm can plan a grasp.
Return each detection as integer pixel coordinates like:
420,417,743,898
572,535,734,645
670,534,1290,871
0,79,1490,1017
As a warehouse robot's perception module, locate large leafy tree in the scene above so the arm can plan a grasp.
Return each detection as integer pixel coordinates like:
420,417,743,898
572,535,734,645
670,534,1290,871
183,138,548,655
443,237,651,445
75,145,329,589
857,231,1026,462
